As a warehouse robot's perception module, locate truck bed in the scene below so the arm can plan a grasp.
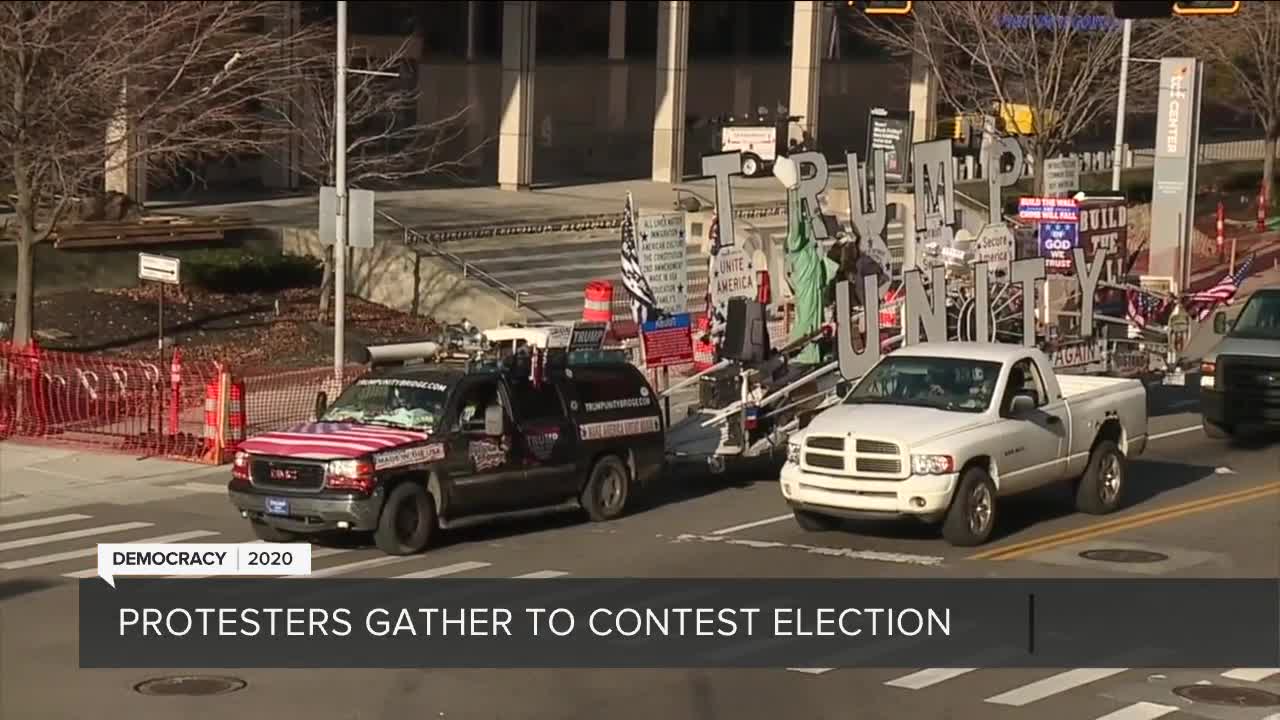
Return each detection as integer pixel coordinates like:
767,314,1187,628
1058,373,1142,402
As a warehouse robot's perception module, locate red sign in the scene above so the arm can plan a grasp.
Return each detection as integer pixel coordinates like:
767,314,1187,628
640,314,694,369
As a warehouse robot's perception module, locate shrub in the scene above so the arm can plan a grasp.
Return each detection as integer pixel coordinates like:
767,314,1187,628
183,249,322,293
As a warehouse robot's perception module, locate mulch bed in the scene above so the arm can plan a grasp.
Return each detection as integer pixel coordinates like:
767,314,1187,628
0,286,442,371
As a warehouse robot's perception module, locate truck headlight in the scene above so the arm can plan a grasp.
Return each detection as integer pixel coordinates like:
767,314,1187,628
787,442,801,465
911,455,955,475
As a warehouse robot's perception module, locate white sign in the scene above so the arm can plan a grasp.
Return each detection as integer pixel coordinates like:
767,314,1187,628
96,542,311,587
138,253,180,285
710,245,756,304
1043,157,1080,198
973,224,1015,275
1051,338,1108,370
319,186,375,248
637,212,689,314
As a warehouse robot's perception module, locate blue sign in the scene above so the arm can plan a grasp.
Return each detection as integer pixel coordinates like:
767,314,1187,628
1038,222,1079,274
641,313,691,335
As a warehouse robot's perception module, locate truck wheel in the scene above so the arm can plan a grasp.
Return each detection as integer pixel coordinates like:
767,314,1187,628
581,455,630,522
793,508,840,532
741,154,761,177
249,520,297,543
1203,419,1233,440
942,467,998,546
1076,440,1125,515
374,482,436,555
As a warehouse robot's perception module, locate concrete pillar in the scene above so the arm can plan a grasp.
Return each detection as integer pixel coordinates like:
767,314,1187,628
261,0,302,190
788,1,824,146
651,0,689,184
104,81,147,203
607,0,629,131
464,1,487,169
498,0,536,191
908,29,938,143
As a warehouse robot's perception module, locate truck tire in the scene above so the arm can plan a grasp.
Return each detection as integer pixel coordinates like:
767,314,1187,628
942,467,998,547
249,519,297,543
1076,440,1125,515
581,455,630,522
793,508,840,532
1202,418,1233,440
374,482,437,555
741,154,762,177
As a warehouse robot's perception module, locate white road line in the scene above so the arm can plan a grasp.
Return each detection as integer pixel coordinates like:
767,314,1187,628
1222,668,1280,682
711,514,792,535
2,530,216,572
1148,425,1201,441
674,533,945,567
885,667,980,689
1093,702,1179,720
0,522,153,553
513,570,569,578
786,668,833,675
170,482,225,494
0,514,92,534
394,561,491,579
311,546,354,559
985,668,1130,706
295,555,420,578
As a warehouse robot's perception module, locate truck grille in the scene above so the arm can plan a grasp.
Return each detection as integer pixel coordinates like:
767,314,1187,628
1220,356,1280,424
250,458,327,491
800,434,906,479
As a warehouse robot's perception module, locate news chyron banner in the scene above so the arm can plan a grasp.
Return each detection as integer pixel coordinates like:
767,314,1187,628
78,548,1279,670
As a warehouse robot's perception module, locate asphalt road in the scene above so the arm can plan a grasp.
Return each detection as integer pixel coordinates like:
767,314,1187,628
1,388,1277,720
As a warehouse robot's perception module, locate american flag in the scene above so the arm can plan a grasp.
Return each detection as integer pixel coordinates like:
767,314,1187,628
1126,289,1169,329
620,191,662,325
1186,255,1254,320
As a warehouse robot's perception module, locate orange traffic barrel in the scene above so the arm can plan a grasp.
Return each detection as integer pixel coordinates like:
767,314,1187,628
583,281,614,323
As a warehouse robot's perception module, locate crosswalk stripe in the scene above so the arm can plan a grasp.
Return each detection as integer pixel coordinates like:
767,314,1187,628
0,514,93,534
1,530,216,571
885,668,980,689
394,561,491,579
311,547,354,559
294,555,419,578
1093,702,1179,720
170,482,225,494
1222,668,1280,682
0,522,153,552
786,668,833,675
513,570,568,578
985,668,1129,706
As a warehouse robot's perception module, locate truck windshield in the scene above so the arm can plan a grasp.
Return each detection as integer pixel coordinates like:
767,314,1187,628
1228,293,1280,340
845,357,1003,413
320,378,450,432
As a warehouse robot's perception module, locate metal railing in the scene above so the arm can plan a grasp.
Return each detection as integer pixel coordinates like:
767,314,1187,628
376,209,552,322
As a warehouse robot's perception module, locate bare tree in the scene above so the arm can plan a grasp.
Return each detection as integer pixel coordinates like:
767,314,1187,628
1170,4,1280,208
850,1,1173,192
0,1,325,346
268,35,490,322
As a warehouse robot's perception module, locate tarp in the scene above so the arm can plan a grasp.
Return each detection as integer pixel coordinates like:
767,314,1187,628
784,190,838,365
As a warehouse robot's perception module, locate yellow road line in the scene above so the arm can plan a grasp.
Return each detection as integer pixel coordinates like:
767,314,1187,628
970,481,1280,561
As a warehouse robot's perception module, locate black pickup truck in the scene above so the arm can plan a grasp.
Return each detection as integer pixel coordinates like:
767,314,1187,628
227,348,665,554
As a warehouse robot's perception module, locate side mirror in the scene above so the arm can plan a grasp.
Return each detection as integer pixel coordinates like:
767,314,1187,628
484,405,505,437
314,391,327,421
1008,392,1036,417
1213,311,1228,335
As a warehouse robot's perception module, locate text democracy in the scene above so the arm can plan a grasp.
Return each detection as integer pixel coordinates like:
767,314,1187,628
117,606,951,639
112,550,227,567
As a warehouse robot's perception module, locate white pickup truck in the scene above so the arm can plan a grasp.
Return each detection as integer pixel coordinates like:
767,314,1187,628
780,343,1149,546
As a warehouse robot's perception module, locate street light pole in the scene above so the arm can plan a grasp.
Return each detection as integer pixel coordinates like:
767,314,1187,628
333,0,348,381
1110,18,1133,192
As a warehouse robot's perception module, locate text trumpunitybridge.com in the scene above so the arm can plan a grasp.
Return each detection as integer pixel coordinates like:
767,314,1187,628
118,606,954,639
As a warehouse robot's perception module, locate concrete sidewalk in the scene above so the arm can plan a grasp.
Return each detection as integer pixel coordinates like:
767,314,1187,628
0,442,226,518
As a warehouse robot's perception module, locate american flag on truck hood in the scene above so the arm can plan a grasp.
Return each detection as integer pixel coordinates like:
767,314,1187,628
1185,255,1254,320
237,423,430,460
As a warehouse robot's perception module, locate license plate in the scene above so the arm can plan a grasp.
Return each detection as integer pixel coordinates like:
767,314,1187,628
264,497,289,515
1163,370,1186,386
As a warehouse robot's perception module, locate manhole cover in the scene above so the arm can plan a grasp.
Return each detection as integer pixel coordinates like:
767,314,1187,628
134,676,246,696
1079,549,1169,563
1173,685,1280,707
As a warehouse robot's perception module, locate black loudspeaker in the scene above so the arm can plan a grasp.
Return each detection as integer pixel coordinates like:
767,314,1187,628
721,298,769,364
